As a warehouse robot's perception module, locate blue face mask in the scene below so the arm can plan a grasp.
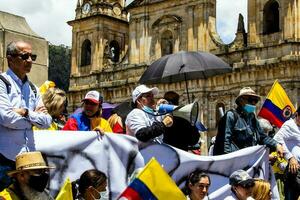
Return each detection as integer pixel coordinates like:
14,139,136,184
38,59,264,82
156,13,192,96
142,105,155,114
243,104,256,113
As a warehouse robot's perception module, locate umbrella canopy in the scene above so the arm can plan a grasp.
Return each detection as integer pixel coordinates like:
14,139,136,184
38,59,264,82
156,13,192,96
111,100,134,120
139,51,232,84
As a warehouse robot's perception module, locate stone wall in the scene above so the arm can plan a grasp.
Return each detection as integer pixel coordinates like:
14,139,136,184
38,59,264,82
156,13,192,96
0,11,48,86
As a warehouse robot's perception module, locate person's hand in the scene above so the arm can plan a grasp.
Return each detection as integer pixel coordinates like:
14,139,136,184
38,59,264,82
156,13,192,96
162,115,173,127
13,108,26,116
58,114,67,123
288,157,299,174
93,126,105,135
35,105,48,114
156,98,168,106
276,144,284,158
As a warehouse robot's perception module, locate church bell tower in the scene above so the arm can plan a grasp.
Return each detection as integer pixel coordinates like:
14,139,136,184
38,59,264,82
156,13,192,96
68,0,129,77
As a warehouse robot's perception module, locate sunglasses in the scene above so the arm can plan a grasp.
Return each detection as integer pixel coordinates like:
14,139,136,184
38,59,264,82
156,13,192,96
12,53,37,61
243,97,259,104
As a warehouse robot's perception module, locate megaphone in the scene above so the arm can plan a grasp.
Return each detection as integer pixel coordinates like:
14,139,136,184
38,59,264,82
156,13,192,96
158,102,199,125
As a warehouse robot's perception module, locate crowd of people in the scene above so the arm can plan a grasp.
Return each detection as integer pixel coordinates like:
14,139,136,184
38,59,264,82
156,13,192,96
0,40,299,200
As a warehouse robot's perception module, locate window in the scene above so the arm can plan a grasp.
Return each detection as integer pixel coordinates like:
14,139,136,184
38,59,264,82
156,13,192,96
161,30,173,56
109,40,120,63
263,0,280,34
81,39,91,66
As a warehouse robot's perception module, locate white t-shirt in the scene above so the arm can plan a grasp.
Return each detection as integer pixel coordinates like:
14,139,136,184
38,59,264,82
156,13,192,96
125,108,164,147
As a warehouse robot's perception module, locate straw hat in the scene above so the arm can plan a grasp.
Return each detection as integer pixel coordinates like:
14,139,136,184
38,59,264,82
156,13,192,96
8,151,55,176
235,87,260,104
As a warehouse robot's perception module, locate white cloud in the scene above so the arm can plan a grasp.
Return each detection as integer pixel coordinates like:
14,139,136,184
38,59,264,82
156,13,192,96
216,0,247,44
0,0,247,46
0,0,76,46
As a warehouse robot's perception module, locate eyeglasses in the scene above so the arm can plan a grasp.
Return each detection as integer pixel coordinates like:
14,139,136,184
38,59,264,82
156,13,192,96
12,53,37,61
243,97,259,104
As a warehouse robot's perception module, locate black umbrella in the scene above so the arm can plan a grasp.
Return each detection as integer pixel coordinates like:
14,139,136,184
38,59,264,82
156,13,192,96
139,51,232,102
111,100,134,120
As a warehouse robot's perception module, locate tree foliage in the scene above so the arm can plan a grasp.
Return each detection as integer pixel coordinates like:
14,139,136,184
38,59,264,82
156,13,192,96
48,44,71,92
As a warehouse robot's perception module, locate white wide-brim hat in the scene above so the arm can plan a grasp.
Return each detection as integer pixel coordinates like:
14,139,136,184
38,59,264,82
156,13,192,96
235,87,260,104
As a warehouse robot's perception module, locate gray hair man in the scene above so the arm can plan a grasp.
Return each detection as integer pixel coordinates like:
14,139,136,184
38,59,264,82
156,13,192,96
0,41,52,190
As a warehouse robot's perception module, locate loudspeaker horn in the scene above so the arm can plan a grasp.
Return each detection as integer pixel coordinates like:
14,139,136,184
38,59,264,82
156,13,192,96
173,102,199,125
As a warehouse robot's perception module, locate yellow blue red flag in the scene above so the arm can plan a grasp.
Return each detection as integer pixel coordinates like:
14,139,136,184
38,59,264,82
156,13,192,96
118,158,186,200
258,80,295,128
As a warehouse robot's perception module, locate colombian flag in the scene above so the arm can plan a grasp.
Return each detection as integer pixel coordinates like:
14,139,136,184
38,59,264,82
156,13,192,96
118,158,186,200
258,80,295,128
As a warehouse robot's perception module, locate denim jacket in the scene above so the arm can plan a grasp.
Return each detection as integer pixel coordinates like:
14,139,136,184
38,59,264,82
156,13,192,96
224,107,278,154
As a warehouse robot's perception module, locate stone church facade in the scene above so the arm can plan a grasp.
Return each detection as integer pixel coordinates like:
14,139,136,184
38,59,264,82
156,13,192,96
68,0,300,152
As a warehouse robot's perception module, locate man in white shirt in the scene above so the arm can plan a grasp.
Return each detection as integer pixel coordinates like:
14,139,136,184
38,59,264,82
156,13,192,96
0,41,52,190
274,106,300,200
125,85,173,148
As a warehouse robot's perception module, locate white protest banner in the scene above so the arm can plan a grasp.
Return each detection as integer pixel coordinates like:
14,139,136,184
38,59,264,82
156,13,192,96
33,130,144,199
140,144,280,200
32,131,279,199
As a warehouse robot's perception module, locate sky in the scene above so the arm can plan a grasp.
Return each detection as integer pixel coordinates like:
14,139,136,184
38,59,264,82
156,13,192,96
0,0,247,46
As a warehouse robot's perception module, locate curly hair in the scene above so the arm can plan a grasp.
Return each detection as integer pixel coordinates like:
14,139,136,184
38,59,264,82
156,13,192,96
42,88,66,118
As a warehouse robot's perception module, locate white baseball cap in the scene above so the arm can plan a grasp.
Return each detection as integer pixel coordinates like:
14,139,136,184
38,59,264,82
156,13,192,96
82,90,102,104
132,85,159,103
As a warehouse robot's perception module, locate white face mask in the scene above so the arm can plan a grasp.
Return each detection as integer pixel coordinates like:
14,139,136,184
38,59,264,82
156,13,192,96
91,186,109,200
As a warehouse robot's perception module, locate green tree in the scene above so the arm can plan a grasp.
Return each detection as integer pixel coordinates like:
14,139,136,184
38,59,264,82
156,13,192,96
48,44,71,92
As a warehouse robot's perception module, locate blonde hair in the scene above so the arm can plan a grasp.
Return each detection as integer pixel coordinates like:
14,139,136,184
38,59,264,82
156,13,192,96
42,88,66,117
251,179,271,200
108,113,123,129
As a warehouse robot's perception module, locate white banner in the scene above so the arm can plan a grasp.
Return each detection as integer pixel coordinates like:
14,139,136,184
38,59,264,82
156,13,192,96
33,131,279,200
34,131,144,199
141,144,280,200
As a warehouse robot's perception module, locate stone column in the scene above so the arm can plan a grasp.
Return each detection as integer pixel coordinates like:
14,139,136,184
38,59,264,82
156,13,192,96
248,0,260,46
71,30,79,75
187,5,195,51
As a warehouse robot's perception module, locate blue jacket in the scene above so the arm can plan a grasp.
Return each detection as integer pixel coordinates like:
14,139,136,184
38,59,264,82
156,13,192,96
224,107,278,154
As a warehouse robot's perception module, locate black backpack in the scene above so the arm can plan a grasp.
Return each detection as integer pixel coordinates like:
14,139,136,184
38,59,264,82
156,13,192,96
0,74,37,97
213,109,238,156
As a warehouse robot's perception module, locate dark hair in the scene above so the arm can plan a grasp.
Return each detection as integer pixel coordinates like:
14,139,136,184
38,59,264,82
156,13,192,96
164,91,180,105
296,106,300,114
183,170,211,195
77,169,107,196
